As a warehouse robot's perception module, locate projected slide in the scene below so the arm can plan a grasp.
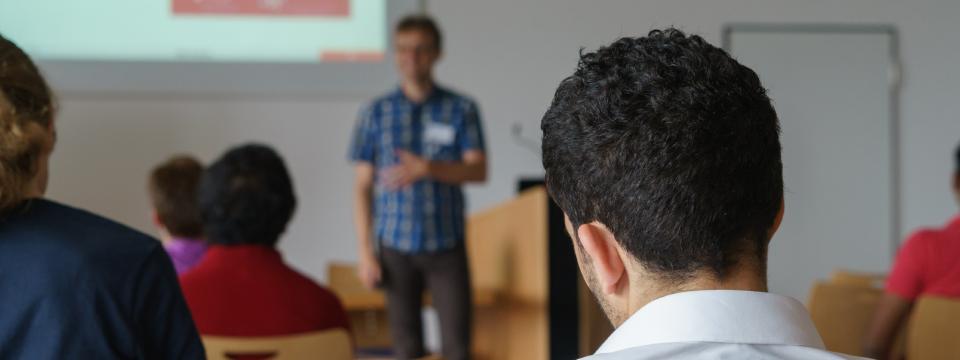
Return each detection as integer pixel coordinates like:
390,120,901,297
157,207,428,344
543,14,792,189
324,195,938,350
172,0,350,17
0,0,386,63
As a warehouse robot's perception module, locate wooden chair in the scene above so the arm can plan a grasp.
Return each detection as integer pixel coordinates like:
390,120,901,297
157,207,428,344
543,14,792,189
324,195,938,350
328,263,394,351
829,270,886,288
907,296,960,360
203,329,352,360
807,281,884,356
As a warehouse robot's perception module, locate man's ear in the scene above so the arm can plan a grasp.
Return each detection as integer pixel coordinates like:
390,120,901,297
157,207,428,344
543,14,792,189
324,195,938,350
768,198,785,240
577,222,626,295
151,210,164,229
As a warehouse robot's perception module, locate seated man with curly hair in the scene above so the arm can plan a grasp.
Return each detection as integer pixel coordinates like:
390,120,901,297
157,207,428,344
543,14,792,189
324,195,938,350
540,29,865,359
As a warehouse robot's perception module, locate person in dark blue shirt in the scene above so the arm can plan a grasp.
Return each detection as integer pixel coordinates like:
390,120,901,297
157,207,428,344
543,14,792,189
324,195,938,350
0,34,204,359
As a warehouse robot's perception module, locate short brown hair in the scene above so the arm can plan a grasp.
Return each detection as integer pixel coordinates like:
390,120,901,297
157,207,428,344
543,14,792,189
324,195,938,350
0,34,55,212
149,155,204,238
395,14,443,51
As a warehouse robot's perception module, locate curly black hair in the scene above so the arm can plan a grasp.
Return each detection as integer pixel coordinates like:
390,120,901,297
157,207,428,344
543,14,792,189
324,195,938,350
541,28,783,281
198,144,296,247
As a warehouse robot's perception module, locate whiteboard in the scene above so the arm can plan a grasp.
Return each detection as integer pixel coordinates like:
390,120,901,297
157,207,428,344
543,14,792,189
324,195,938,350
725,25,901,301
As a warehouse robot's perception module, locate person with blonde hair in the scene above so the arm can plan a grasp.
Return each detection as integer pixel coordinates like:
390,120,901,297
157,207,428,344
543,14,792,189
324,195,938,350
0,35,203,358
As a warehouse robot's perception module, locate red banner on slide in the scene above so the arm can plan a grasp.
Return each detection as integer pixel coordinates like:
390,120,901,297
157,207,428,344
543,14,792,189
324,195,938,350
173,0,349,17
320,51,385,62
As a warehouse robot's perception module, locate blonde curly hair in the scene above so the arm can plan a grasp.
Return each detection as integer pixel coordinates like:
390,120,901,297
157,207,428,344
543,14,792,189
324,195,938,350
0,35,55,211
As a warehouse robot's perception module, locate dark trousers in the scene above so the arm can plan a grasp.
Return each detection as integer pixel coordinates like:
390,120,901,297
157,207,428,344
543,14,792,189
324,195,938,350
380,246,472,360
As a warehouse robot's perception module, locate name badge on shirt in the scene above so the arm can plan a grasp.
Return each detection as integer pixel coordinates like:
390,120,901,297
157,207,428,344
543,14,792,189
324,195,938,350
424,123,455,146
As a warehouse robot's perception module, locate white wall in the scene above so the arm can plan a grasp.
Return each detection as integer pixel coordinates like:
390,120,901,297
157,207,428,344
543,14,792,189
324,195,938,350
50,96,364,281
47,0,960,291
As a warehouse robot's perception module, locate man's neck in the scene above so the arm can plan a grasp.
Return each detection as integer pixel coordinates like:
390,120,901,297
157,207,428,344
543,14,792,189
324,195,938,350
23,185,42,199
156,227,174,245
24,152,50,200
627,263,767,321
401,77,435,103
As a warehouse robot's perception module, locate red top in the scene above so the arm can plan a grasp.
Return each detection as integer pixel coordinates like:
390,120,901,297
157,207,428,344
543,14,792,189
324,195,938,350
886,215,960,300
179,245,349,336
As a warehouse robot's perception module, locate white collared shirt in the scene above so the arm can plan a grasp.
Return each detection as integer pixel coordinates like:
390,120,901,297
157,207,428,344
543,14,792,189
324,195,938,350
583,290,869,360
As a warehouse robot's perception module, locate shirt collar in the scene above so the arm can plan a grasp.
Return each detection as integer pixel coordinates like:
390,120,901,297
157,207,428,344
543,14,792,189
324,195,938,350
203,244,283,264
169,236,207,248
393,84,444,104
594,290,825,355
166,237,207,252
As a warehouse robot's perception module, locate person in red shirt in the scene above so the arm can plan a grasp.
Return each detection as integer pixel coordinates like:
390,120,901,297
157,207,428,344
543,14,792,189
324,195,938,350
180,143,349,336
864,142,960,359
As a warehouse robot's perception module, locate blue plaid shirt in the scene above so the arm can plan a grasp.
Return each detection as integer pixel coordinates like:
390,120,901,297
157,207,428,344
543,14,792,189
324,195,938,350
349,85,486,254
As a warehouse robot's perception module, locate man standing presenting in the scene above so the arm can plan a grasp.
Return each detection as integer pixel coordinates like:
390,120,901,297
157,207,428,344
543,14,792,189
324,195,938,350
349,15,486,360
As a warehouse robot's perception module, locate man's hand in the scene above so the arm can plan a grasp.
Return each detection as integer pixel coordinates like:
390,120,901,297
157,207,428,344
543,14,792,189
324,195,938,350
382,150,429,190
357,251,383,290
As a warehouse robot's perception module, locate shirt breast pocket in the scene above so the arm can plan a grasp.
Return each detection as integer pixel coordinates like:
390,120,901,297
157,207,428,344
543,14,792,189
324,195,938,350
423,123,459,161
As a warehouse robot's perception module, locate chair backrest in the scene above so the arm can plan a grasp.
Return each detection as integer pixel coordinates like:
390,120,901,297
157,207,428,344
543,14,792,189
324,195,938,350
907,296,960,360
203,329,353,360
807,281,883,356
829,270,886,289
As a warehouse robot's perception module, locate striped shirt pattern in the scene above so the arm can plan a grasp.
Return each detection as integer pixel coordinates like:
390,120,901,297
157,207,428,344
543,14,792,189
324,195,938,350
349,86,485,254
